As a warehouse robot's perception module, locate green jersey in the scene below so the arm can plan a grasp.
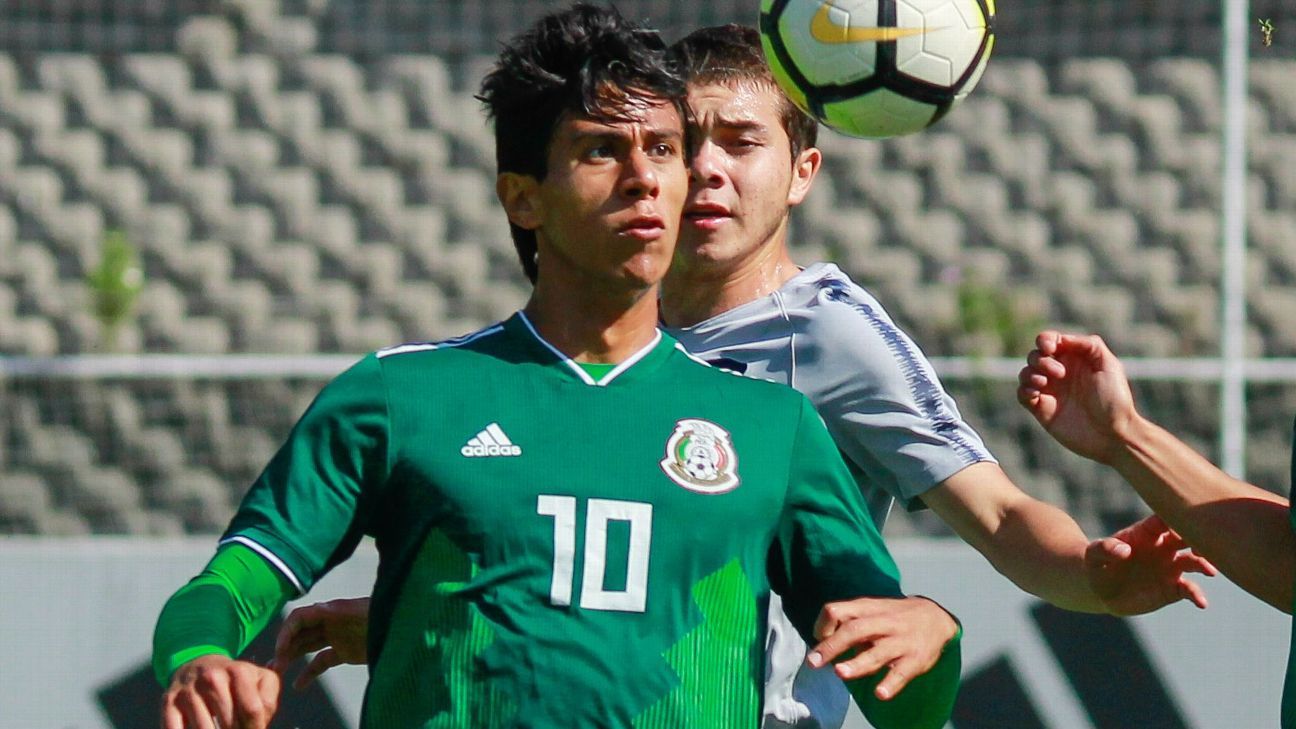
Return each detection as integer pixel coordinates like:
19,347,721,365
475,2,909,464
222,312,910,728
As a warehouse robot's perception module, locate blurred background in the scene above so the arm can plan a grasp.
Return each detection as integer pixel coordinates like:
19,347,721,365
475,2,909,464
0,1,1294,727
2,0,1294,538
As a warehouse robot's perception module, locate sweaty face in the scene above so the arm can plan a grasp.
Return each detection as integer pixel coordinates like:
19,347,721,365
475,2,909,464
676,81,802,273
528,99,688,291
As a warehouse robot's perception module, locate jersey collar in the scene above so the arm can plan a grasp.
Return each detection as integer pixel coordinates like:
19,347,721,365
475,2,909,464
512,311,672,387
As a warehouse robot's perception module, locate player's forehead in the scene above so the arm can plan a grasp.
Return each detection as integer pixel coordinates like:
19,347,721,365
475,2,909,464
685,79,784,131
553,95,684,143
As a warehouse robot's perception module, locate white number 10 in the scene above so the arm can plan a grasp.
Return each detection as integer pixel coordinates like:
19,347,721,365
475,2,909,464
536,495,652,613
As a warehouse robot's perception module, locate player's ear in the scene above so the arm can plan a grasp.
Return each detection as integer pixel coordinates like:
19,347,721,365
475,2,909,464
498,172,543,230
787,146,822,207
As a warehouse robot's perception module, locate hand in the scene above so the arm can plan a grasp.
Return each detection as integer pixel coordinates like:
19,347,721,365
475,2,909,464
1016,331,1139,465
271,597,370,689
161,654,280,729
806,596,959,700
1086,514,1219,615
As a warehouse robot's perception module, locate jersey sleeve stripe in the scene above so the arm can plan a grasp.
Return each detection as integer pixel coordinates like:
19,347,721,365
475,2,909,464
219,535,307,596
821,280,989,465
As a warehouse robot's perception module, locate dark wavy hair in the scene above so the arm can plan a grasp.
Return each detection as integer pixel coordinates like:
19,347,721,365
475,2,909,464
478,3,687,283
670,24,818,161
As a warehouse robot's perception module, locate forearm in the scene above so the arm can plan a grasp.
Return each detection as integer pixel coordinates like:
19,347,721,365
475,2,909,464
983,497,1109,611
851,625,962,729
927,466,1104,612
1111,415,1295,611
153,544,296,685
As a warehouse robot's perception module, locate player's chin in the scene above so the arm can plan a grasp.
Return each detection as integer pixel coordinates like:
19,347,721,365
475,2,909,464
615,253,672,289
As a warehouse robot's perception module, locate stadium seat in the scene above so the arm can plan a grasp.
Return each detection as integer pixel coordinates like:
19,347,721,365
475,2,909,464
177,167,235,228
1249,288,1296,355
977,58,1050,105
1146,57,1220,132
84,166,150,224
123,54,193,112
0,53,18,100
210,128,280,173
177,16,239,65
36,54,107,105
7,166,64,215
220,205,277,258
1057,58,1137,118
0,127,18,170
7,91,66,132
0,471,57,533
33,128,106,173
178,90,238,131
1251,60,1296,132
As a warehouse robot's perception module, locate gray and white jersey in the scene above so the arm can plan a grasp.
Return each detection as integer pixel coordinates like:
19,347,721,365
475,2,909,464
668,262,994,729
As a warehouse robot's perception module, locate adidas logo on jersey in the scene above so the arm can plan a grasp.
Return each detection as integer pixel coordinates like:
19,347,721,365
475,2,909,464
460,423,522,457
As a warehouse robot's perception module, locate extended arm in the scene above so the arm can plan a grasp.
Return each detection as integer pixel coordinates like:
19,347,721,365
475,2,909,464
778,397,960,729
924,463,1213,615
154,543,297,729
1019,330,1294,612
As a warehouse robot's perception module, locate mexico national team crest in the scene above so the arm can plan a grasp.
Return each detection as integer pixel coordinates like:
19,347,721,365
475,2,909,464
660,419,740,494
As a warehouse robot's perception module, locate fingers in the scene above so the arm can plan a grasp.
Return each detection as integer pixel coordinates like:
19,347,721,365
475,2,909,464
256,670,281,728
194,670,235,729
1174,550,1219,577
874,656,920,700
833,639,901,682
171,690,217,729
275,610,327,670
160,693,188,729
1178,577,1210,610
1034,330,1062,356
809,618,884,668
231,668,273,729
295,647,344,690
1085,536,1133,567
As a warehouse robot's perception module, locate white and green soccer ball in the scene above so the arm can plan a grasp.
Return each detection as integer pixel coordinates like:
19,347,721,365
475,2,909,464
759,0,995,138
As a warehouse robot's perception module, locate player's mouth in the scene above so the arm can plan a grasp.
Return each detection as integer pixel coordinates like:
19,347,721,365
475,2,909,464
618,214,668,241
684,202,732,232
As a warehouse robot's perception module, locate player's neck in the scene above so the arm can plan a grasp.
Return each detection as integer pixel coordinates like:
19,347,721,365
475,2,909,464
660,242,799,328
524,276,662,364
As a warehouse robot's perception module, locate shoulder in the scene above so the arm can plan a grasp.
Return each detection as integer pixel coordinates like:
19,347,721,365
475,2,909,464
786,265,926,374
789,263,899,338
669,339,806,406
372,322,510,370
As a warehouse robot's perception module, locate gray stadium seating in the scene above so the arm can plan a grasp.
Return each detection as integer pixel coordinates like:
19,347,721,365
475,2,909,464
2,5,1295,536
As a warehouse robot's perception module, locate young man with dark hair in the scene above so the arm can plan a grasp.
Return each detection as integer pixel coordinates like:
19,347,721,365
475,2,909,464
153,6,960,729
274,21,1217,729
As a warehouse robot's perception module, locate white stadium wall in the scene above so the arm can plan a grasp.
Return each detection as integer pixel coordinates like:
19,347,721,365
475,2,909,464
0,538,1286,729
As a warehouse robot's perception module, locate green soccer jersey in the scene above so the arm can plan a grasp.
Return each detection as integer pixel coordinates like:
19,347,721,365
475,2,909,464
222,312,914,728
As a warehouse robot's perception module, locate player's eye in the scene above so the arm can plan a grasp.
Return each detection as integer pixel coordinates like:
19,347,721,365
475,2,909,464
648,141,678,158
586,145,614,160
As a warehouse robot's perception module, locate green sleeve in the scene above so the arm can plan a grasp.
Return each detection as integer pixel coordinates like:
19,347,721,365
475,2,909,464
845,621,962,729
773,396,903,628
152,543,295,686
222,354,391,592
774,396,961,729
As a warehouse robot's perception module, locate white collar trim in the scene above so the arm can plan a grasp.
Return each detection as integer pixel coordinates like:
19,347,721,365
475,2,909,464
517,311,662,387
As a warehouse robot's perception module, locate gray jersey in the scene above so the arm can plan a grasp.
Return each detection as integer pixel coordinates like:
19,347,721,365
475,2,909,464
668,262,993,729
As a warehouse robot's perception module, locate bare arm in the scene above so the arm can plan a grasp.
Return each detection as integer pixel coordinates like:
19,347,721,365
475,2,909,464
1019,330,1294,612
924,462,1213,615
1110,412,1293,610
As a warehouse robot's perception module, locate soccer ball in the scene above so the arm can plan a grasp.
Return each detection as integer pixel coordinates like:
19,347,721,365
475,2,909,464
759,0,995,138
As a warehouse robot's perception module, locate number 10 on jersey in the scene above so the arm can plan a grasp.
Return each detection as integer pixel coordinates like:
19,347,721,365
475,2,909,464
537,495,653,613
